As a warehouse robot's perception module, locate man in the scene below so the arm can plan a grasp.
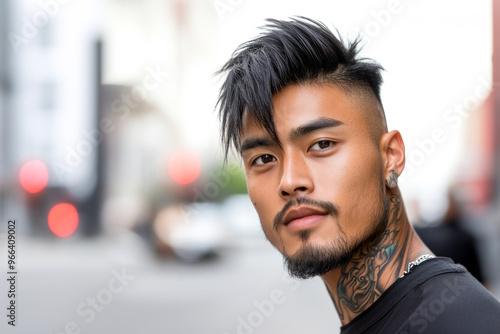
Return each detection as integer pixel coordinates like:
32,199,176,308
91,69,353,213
216,17,500,333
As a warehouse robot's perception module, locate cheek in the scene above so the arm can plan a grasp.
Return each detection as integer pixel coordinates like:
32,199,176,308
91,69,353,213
315,146,383,233
246,178,273,229
346,168,384,233
246,176,284,247
311,148,363,196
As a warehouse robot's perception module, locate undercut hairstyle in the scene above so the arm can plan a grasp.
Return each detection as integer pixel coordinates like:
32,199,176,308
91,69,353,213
216,17,385,160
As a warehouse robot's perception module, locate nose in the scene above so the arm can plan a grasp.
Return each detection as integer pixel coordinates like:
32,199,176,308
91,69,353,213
278,152,314,199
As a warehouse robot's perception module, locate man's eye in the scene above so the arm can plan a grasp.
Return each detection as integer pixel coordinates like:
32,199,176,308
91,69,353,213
253,154,276,165
310,140,335,151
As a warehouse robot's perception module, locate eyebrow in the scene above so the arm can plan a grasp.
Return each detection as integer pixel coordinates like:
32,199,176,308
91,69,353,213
289,117,344,142
239,137,275,155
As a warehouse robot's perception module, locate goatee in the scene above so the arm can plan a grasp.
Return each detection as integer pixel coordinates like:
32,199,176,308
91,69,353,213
283,195,389,279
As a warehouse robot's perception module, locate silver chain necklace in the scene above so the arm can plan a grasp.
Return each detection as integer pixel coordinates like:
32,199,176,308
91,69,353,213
400,254,435,278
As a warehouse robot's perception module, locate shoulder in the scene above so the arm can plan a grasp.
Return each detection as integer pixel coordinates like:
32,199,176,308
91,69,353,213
399,265,500,333
341,258,500,334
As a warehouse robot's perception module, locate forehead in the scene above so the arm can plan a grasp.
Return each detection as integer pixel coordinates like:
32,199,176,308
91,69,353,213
241,83,374,140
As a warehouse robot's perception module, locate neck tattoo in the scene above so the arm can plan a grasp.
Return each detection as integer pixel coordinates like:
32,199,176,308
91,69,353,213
334,194,415,323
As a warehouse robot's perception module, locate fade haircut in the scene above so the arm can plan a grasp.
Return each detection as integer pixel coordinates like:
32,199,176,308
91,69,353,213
216,17,385,160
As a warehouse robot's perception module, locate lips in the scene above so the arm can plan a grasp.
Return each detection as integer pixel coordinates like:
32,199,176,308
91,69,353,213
283,206,328,226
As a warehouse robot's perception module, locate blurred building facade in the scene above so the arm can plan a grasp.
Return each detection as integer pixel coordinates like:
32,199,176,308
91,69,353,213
0,1,102,235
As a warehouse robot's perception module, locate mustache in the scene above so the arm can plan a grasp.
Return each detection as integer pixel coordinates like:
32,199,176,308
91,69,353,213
273,196,339,231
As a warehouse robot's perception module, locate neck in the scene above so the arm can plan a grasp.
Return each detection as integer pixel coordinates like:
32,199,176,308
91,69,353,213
321,190,431,325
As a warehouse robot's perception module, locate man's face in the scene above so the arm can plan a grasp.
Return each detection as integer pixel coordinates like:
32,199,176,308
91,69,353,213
240,83,389,278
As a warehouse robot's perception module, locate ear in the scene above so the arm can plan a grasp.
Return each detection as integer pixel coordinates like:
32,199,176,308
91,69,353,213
380,130,405,182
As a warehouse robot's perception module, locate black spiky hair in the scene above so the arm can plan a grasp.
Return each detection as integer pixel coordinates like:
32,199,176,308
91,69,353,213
216,17,384,160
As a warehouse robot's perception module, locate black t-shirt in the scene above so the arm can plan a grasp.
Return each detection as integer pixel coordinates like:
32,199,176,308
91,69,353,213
340,257,500,334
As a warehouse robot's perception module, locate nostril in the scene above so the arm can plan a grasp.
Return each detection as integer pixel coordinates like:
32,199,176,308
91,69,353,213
281,186,307,197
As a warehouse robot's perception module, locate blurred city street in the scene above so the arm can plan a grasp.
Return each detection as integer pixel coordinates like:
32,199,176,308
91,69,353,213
0,233,340,334
1,0,500,333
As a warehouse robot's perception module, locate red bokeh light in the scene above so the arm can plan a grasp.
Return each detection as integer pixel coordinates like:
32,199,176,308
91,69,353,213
48,203,79,237
19,160,49,194
168,150,201,185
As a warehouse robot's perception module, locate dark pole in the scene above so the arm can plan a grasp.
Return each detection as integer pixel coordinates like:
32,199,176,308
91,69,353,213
80,40,103,236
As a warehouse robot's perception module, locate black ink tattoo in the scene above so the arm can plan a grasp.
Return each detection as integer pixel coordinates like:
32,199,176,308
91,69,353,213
334,194,412,322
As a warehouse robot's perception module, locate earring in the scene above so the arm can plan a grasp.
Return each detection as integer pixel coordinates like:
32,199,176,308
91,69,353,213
386,170,398,188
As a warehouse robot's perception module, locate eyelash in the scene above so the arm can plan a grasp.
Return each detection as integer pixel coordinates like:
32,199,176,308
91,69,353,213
251,154,276,166
250,140,336,166
309,140,336,151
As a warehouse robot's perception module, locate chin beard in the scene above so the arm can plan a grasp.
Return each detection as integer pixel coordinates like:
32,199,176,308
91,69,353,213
283,194,390,279
284,237,353,279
